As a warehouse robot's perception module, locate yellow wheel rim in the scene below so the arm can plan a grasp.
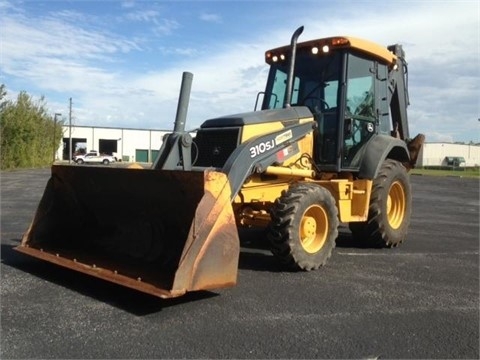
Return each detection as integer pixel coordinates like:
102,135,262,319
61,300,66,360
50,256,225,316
387,181,406,229
299,205,328,253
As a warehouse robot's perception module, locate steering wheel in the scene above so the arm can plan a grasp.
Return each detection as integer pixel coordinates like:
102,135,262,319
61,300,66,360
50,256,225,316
301,96,330,114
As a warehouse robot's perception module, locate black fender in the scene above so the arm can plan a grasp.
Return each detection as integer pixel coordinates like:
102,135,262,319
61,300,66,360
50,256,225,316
358,134,410,180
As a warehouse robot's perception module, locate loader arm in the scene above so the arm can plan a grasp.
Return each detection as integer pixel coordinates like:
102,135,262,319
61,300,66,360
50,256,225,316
153,72,194,171
222,121,317,201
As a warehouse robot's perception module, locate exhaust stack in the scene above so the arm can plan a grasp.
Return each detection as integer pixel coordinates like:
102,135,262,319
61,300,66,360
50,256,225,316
284,26,304,108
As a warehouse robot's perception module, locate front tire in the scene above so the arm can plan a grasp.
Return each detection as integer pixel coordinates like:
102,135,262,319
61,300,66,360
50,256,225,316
350,159,411,247
268,183,339,270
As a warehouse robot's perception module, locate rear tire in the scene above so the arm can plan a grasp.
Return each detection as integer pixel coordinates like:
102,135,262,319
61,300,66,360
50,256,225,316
102,159,109,165
268,183,339,270
77,159,84,164
349,159,411,247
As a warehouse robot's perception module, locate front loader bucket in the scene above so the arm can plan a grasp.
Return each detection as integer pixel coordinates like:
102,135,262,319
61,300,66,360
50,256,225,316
15,165,240,298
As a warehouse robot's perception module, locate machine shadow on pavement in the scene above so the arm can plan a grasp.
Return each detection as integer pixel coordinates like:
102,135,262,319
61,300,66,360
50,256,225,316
3,227,378,313
237,226,371,272
1,243,218,315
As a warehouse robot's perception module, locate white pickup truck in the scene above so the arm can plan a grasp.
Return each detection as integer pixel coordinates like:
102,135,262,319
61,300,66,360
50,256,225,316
74,151,116,165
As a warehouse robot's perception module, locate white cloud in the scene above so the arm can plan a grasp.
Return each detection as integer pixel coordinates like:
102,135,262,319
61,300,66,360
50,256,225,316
199,12,222,23
124,9,160,22
159,46,200,57
0,0,15,11
298,1,479,142
2,14,139,62
121,0,136,9
152,18,181,36
1,0,479,142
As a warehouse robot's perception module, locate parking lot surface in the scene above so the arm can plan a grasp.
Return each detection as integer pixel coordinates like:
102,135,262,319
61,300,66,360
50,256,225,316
1,168,479,359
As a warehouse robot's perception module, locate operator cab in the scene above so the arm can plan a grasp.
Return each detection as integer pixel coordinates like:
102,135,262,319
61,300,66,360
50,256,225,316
262,37,394,172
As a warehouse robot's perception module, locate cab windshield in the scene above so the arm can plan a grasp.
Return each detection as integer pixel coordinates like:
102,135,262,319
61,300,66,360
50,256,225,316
262,50,342,112
262,50,343,165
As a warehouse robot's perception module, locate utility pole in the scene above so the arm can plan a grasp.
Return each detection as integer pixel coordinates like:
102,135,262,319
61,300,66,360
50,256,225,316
69,98,72,164
53,113,61,163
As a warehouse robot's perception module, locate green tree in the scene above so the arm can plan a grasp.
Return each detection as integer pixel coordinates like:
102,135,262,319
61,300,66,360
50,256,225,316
0,85,64,170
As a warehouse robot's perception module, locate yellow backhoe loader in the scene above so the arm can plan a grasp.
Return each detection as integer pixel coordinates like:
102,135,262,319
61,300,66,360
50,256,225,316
16,26,424,298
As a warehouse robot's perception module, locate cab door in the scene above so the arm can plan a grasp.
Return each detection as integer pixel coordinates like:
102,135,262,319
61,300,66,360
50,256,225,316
342,53,388,169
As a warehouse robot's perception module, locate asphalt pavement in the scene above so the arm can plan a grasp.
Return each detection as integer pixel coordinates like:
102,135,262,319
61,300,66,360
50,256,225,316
1,167,479,359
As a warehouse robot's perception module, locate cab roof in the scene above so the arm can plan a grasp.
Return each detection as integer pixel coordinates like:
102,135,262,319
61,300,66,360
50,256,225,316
265,36,397,65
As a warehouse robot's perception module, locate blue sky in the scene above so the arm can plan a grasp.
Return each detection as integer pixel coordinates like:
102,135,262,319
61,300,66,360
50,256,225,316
1,0,479,143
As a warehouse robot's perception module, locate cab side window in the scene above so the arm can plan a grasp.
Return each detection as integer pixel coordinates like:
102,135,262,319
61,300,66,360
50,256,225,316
346,54,375,119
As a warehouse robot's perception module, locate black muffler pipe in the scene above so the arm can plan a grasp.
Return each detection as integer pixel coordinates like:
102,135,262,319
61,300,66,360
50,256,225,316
284,26,304,108
174,71,193,133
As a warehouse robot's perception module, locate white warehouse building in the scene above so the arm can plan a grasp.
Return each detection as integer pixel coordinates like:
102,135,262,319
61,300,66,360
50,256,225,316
57,125,480,167
57,125,169,163
416,142,480,168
